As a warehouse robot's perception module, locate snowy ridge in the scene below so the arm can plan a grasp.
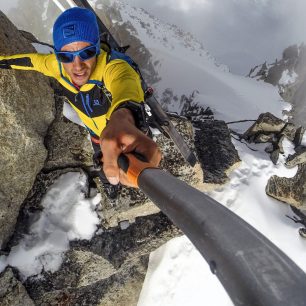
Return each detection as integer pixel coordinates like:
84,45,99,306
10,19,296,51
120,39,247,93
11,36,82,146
117,1,226,70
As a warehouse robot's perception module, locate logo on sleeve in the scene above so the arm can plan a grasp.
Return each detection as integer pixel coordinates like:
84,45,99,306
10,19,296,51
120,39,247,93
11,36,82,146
63,24,76,38
93,99,101,106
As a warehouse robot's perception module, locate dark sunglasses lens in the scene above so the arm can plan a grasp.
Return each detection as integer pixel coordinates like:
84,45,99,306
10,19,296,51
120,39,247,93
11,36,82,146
79,46,97,61
57,53,74,63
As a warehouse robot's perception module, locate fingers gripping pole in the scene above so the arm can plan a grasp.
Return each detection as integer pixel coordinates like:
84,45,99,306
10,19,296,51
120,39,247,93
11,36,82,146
117,153,157,188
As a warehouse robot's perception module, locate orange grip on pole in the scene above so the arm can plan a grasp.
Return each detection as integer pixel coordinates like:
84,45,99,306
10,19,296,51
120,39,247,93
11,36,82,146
118,153,157,188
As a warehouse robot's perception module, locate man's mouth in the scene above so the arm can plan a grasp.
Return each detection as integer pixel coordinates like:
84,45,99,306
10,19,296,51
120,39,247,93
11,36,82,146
73,72,86,78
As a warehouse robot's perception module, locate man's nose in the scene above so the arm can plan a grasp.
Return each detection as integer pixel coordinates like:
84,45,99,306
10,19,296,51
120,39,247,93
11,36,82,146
73,56,84,69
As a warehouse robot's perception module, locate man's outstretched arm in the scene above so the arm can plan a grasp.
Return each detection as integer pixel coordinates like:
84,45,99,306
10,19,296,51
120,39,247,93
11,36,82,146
0,53,57,77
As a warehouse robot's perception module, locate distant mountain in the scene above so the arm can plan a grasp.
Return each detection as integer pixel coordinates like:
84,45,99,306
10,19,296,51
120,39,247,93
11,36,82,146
248,44,306,127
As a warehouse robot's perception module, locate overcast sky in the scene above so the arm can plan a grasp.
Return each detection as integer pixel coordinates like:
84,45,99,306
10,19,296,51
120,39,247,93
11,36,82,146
1,0,306,75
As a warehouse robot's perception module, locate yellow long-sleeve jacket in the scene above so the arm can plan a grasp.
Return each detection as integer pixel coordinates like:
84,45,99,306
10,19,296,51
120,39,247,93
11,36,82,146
0,49,144,137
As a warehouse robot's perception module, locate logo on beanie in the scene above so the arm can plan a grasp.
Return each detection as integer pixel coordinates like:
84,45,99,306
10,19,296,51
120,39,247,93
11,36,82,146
63,24,76,38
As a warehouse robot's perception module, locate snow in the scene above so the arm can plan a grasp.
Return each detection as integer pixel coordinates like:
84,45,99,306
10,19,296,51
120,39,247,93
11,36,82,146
279,69,298,86
137,236,233,306
32,43,54,54
0,172,101,280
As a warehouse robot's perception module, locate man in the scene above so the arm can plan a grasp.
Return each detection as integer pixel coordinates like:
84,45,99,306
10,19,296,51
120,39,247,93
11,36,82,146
0,7,161,198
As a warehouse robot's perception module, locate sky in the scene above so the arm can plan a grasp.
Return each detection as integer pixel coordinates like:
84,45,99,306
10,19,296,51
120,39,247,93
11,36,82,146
0,0,306,74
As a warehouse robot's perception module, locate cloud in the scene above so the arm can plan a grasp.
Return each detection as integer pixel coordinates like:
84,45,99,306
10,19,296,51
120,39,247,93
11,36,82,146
155,0,211,12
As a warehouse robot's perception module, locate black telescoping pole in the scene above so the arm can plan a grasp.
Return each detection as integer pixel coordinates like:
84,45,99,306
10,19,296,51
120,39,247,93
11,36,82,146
138,168,306,306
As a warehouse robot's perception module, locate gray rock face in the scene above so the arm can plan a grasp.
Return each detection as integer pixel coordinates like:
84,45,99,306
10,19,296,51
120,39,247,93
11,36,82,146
243,112,286,139
43,92,93,171
23,213,180,306
0,268,35,306
294,126,306,147
194,120,241,185
243,113,302,164
286,146,306,168
266,164,306,210
0,11,54,247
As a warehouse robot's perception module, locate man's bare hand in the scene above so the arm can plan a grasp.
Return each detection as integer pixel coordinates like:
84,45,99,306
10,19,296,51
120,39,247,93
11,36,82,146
100,107,161,187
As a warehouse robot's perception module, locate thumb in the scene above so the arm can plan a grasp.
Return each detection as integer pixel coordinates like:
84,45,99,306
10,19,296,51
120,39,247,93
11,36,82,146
101,139,122,185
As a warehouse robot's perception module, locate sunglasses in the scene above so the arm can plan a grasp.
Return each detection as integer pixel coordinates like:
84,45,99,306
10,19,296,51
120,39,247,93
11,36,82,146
55,44,100,63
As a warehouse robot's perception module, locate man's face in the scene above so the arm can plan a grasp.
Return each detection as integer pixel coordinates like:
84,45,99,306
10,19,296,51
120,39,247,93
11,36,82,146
61,41,97,87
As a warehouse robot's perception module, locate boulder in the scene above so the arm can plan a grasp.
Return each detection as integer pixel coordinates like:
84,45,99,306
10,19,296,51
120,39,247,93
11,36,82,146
0,268,35,306
294,126,306,147
243,112,286,141
43,93,93,171
0,11,54,247
194,120,241,186
24,213,180,306
243,113,299,164
286,146,306,168
266,164,306,209
281,123,297,141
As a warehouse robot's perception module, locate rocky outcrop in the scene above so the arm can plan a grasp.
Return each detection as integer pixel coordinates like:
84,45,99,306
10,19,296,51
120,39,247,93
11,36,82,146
23,213,180,306
43,92,93,171
0,268,35,306
194,120,241,186
243,112,302,164
0,11,54,247
266,164,306,210
243,112,287,139
286,146,306,168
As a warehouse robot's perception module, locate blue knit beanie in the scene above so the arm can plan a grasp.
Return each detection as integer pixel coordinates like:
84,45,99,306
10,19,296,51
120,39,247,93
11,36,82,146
53,7,100,51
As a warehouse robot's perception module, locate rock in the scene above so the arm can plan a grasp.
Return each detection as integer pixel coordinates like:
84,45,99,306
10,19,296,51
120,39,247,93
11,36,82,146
242,113,299,164
0,11,54,247
243,113,286,140
286,146,306,168
294,126,306,147
72,250,117,287
278,135,285,154
194,120,241,185
282,123,297,141
0,268,35,306
266,164,306,209
43,94,93,171
24,213,181,306
254,133,276,143
270,149,281,165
